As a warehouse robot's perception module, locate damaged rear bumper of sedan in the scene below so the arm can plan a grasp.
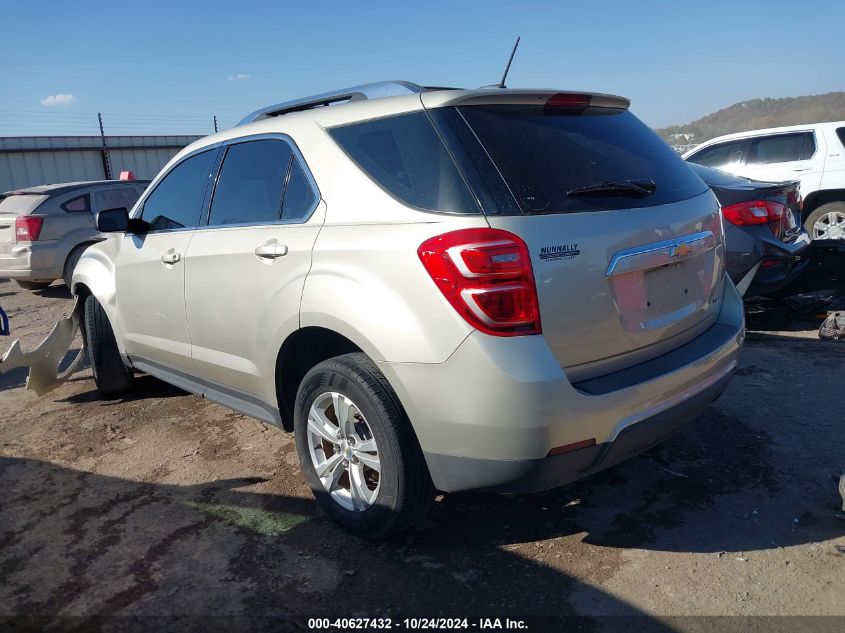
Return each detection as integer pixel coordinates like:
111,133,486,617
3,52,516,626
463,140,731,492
0,298,86,395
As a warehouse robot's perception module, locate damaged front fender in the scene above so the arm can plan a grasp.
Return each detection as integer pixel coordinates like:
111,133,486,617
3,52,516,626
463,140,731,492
0,298,86,396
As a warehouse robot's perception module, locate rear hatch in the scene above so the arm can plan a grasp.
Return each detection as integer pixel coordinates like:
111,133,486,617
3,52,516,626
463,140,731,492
0,193,49,255
425,92,725,379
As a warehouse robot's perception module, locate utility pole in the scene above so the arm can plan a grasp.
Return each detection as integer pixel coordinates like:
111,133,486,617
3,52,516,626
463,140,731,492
213,115,218,133
97,112,112,180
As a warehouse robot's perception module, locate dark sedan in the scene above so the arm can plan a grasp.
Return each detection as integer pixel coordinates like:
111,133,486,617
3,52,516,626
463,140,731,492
689,163,810,297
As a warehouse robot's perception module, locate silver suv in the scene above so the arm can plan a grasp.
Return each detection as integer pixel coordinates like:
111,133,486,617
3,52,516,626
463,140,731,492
0,180,147,289
74,82,744,538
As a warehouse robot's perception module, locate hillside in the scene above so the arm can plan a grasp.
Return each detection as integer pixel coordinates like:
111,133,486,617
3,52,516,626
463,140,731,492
655,92,845,146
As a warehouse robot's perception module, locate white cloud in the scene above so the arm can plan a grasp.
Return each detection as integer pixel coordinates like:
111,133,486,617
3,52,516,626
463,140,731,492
227,73,251,81
40,93,76,107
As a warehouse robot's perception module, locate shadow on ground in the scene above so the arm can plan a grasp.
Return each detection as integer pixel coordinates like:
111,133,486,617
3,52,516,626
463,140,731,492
0,457,683,631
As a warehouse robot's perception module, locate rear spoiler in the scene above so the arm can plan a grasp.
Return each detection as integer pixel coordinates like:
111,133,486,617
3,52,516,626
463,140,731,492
421,89,630,110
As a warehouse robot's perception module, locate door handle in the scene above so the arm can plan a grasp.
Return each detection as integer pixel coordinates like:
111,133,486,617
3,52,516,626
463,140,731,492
254,240,288,260
161,251,181,264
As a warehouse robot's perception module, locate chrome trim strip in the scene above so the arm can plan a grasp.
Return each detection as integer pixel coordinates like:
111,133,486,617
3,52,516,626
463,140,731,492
605,230,716,277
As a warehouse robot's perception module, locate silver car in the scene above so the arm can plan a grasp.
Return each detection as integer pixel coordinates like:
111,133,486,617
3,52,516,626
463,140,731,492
73,82,744,539
0,180,147,289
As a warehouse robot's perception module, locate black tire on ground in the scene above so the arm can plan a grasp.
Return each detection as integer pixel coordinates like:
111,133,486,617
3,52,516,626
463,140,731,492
14,280,52,291
84,294,134,398
804,202,845,240
294,353,435,540
63,243,90,289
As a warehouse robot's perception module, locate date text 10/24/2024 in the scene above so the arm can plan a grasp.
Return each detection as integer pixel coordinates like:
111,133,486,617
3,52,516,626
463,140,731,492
308,618,529,630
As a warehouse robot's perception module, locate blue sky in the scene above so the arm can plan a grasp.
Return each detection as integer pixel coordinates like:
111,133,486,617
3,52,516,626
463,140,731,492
1,0,843,136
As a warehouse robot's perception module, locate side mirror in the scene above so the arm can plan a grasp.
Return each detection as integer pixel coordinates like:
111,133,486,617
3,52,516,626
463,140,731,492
96,207,129,232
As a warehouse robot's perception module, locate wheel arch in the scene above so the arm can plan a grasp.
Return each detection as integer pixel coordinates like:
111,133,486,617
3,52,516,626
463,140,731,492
275,326,364,431
802,189,845,218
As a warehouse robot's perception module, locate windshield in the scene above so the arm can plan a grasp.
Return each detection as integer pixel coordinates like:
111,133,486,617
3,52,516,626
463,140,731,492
456,105,708,214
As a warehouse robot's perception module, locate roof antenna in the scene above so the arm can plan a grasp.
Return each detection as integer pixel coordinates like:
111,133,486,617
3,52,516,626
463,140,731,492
498,36,521,88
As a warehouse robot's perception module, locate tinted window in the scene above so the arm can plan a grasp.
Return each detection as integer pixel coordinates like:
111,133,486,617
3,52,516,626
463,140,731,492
141,149,217,231
208,140,293,226
456,105,707,213
282,159,317,221
746,132,815,165
330,112,479,214
62,194,90,213
836,127,845,150
94,187,141,213
687,140,744,169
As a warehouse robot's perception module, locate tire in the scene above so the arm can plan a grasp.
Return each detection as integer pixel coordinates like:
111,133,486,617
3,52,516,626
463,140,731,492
804,202,845,240
294,353,435,540
84,295,134,397
14,280,52,291
63,244,90,289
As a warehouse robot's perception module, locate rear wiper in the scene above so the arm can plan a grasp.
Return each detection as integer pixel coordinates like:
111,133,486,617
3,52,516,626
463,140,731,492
566,179,657,198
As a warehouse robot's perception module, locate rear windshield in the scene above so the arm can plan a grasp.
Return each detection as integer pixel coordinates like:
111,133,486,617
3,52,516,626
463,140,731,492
456,105,708,214
0,193,49,216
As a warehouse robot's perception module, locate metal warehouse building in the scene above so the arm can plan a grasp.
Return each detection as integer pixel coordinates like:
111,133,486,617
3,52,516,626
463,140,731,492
0,135,203,193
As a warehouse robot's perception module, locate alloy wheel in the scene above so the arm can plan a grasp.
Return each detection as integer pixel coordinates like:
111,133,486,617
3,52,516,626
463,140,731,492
812,210,845,240
306,391,381,512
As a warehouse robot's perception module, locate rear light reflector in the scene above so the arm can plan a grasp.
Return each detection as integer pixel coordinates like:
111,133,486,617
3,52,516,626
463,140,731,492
548,438,596,457
15,216,44,242
418,228,541,336
722,200,785,226
760,259,781,268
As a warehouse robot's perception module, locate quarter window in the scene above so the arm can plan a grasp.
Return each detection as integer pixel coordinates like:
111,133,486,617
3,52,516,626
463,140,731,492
686,140,744,169
746,132,815,165
208,140,294,226
62,194,90,213
140,149,217,231
330,112,480,214
836,127,845,150
282,159,317,221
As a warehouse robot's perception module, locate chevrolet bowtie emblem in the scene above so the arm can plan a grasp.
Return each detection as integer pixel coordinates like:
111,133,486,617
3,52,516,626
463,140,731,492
673,242,693,259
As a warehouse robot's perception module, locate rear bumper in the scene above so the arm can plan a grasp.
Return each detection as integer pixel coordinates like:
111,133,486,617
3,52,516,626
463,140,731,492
726,226,811,297
0,242,63,280
379,275,744,493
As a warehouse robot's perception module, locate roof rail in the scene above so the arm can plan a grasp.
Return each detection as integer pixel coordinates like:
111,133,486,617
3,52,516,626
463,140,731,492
237,80,427,126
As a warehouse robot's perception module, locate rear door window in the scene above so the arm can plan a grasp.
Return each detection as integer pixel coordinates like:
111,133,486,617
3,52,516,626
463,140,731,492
93,186,141,213
455,105,707,213
746,132,815,165
330,112,480,214
208,140,293,226
686,140,745,169
140,149,218,231
836,127,845,150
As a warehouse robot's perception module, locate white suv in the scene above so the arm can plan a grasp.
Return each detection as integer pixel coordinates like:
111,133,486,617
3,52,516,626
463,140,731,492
74,82,744,538
683,122,845,240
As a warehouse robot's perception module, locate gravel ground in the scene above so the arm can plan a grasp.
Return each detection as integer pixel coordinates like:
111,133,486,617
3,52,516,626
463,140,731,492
0,277,843,631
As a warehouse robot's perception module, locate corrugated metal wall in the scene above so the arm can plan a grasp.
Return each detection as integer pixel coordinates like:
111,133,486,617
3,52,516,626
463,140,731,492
0,135,203,193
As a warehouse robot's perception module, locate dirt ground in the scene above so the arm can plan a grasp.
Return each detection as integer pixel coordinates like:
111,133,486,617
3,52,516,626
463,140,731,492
1,276,843,631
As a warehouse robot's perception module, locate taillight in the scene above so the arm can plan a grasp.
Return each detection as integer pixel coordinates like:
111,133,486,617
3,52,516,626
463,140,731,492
418,228,541,337
15,216,44,242
722,201,784,226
